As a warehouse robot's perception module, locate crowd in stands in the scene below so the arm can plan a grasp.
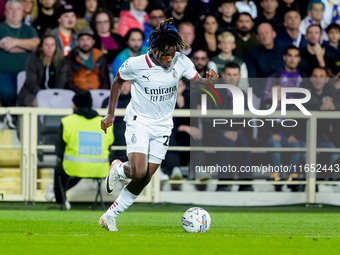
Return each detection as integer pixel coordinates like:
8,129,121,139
1,0,340,192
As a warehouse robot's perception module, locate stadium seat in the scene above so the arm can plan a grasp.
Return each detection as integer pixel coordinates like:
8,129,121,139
17,71,26,94
89,89,110,109
36,89,75,162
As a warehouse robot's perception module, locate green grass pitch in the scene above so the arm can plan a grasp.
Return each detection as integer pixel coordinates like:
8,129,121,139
0,203,339,255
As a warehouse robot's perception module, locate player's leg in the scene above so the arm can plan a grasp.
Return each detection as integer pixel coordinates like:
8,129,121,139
100,154,160,231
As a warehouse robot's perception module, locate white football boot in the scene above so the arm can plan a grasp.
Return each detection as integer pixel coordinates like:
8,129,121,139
99,214,119,231
105,159,121,194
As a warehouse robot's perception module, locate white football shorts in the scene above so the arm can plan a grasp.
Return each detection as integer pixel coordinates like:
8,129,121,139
124,120,172,164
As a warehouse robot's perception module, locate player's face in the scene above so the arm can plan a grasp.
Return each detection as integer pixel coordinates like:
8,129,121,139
42,37,56,58
159,46,176,68
127,32,143,53
85,0,98,13
58,12,76,30
77,35,95,53
222,67,241,86
283,49,300,70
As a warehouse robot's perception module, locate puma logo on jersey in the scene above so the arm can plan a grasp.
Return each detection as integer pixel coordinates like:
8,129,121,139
142,75,150,81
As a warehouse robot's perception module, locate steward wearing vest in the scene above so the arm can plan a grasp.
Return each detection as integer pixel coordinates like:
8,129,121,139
53,91,114,209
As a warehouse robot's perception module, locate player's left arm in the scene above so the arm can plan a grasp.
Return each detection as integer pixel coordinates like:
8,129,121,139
190,69,219,88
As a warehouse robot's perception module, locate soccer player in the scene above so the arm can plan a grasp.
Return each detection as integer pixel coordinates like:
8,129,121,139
99,18,218,231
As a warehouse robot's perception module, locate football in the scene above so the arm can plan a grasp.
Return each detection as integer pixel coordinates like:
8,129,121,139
181,207,211,233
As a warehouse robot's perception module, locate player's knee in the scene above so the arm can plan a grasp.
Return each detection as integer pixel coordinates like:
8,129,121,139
130,166,147,181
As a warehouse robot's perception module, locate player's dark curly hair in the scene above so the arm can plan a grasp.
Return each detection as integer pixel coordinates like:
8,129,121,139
148,18,188,58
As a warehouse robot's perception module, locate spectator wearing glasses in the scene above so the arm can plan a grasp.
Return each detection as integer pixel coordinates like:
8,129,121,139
91,9,125,65
143,7,166,47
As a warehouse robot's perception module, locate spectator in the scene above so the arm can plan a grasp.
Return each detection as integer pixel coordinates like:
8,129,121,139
18,34,66,107
255,0,284,32
0,0,4,22
235,0,257,19
51,4,77,57
65,28,110,93
305,67,340,171
73,0,101,33
0,0,40,107
234,12,260,61
178,22,196,58
195,15,220,58
320,0,340,25
203,62,253,192
111,28,148,78
278,0,301,15
246,23,284,96
260,84,305,191
166,0,198,29
52,91,114,210
91,9,125,65
117,0,149,37
262,45,306,101
208,32,248,79
275,10,307,49
22,0,34,25
299,24,326,76
216,0,239,33
191,48,210,77
143,6,166,47
323,23,340,78
299,0,329,43
32,0,60,37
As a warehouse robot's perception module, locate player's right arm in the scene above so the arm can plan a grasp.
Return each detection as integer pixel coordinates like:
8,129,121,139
101,74,125,134
101,58,136,133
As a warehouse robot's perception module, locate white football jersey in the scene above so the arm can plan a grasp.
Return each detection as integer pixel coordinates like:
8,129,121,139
118,52,198,127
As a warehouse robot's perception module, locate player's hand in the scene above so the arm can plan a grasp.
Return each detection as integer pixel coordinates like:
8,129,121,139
206,69,219,81
101,114,115,134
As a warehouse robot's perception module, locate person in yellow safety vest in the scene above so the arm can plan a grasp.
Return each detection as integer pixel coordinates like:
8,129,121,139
53,91,114,210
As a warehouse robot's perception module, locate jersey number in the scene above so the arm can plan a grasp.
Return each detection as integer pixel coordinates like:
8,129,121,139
163,135,170,146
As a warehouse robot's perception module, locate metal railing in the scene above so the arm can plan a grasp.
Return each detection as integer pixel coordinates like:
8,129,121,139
0,107,339,204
